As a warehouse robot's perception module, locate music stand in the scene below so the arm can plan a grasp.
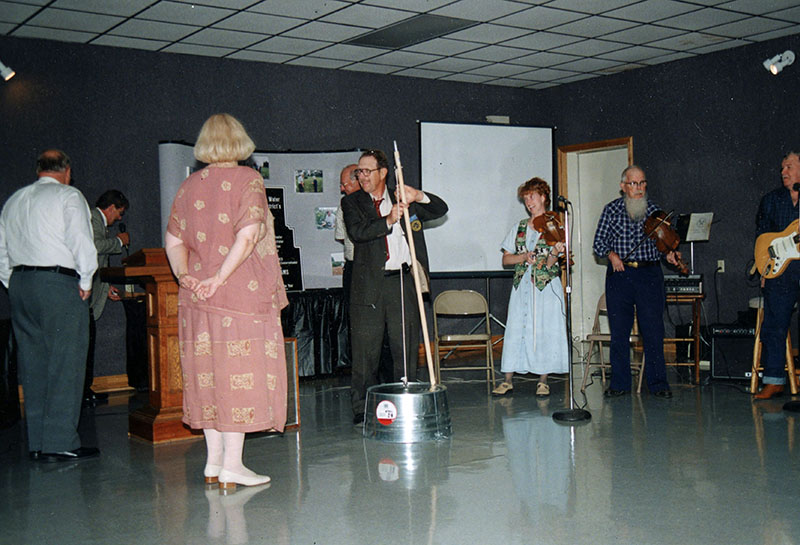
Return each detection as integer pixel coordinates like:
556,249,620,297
675,212,714,274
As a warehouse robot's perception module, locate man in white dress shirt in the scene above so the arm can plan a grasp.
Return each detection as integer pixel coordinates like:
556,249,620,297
0,149,99,462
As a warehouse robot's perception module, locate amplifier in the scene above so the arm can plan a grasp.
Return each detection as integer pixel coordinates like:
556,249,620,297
664,274,703,294
710,326,756,380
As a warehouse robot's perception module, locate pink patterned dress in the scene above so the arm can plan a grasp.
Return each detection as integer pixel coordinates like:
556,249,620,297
167,165,289,433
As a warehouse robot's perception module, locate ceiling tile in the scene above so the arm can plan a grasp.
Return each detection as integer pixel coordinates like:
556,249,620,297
228,50,295,63
91,35,170,51
249,36,325,55
494,6,585,30
418,56,489,71
368,49,441,66
443,23,531,43
362,0,455,11
162,43,235,57
6,0,48,4
110,20,200,41
12,26,95,42
182,28,264,48
718,0,800,15
484,78,531,87
286,56,351,68
503,31,582,50
689,39,749,54
248,0,349,19
431,0,527,22
550,15,637,38
601,24,685,45
465,63,529,77
392,67,452,78
320,4,415,28
526,81,559,89
597,45,674,63
605,0,700,23
748,26,800,42
778,6,800,23
543,0,641,14
507,51,580,67
26,8,123,33
138,2,234,26
51,0,154,16
457,45,530,62
641,51,695,65
404,37,482,55
556,56,625,72
171,0,255,8
707,17,793,38
213,12,301,34
439,73,494,83
648,32,727,51
309,43,384,61
551,38,626,56
0,1,40,24
284,21,370,42
0,22,15,33
341,62,399,74
516,67,580,81
657,8,746,32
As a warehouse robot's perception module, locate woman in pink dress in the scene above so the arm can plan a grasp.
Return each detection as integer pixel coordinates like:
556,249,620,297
165,114,288,489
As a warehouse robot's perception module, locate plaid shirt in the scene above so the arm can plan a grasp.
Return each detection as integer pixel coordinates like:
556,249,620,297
593,197,662,262
756,186,797,237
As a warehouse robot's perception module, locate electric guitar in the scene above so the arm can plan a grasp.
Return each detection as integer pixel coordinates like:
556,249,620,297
754,219,800,279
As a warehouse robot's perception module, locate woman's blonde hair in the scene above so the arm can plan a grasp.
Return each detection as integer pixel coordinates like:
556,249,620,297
194,113,255,164
517,177,551,210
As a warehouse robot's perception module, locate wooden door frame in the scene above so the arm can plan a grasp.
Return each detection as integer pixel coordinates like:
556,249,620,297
557,136,634,201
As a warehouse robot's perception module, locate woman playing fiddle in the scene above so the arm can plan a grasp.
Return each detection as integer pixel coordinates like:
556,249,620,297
492,178,569,397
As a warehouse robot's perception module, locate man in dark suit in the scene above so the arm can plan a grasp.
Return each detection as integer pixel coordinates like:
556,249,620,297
84,189,130,406
342,149,447,424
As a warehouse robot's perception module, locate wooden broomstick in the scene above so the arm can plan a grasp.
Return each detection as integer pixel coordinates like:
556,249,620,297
393,141,437,387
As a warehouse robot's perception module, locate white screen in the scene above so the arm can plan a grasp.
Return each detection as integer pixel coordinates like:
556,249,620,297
420,122,553,273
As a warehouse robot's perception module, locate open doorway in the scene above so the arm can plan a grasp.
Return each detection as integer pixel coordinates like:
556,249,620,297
557,137,633,354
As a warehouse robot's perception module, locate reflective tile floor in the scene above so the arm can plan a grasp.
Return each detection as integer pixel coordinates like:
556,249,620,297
2,370,800,545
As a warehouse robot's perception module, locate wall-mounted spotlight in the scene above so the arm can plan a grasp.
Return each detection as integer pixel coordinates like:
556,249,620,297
763,50,795,75
0,59,15,81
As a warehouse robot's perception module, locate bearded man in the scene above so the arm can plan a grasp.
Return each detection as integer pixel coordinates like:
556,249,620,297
592,165,681,399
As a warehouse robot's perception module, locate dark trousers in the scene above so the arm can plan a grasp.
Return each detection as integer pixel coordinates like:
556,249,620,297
349,270,419,415
606,265,669,393
9,270,89,452
761,261,800,384
83,309,96,395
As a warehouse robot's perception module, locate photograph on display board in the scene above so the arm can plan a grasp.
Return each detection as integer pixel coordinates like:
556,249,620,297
295,169,323,193
331,252,344,276
315,206,337,230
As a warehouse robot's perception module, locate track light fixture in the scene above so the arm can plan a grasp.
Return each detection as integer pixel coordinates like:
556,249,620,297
0,59,14,81
763,50,795,75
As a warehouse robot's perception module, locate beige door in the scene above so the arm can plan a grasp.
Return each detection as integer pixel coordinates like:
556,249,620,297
557,138,633,357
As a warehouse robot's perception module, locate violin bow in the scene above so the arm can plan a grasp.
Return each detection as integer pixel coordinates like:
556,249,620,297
620,210,674,262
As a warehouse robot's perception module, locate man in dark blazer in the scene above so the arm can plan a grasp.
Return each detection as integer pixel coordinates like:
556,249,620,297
342,149,447,424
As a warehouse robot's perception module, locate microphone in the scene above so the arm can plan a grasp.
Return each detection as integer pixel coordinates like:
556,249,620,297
556,195,570,204
118,222,129,255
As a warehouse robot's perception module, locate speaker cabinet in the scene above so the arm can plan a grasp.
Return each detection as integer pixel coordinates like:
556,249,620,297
711,328,755,381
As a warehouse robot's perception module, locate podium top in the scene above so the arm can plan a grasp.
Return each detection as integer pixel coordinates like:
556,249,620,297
123,248,168,267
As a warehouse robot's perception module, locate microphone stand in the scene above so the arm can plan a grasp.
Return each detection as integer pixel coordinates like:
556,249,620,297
553,199,591,423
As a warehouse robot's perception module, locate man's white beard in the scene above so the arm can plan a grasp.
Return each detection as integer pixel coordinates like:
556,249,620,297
624,194,648,221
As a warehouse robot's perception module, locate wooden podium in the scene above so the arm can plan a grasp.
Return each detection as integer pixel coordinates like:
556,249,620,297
102,248,200,443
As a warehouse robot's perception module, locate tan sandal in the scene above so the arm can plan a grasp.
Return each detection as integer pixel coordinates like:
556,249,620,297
536,382,550,397
492,382,513,396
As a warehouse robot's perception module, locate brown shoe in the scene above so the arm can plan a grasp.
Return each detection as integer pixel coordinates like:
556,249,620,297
754,384,784,399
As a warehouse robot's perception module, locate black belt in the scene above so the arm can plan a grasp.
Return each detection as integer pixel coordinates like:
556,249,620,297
384,264,411,277
13,265,79,278
622,261,660,269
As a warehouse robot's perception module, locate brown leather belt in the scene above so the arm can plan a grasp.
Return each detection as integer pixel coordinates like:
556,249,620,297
622,261,660,269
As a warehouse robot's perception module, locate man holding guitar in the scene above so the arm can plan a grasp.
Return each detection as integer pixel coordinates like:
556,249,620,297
753,151,800,399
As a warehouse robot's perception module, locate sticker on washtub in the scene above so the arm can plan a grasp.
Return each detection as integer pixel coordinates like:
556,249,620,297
376,400,397,425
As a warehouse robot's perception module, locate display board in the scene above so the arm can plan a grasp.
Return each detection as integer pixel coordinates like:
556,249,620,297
158,142,360,290
420,122,553,273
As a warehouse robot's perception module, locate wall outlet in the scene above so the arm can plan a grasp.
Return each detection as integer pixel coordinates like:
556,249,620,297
717,259,725,273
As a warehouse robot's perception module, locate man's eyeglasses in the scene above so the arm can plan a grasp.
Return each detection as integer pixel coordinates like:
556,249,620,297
354,168,379,177
624,180,647,187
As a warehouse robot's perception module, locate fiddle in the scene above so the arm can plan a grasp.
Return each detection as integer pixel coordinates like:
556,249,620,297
643,211,689,275
532,211,573,265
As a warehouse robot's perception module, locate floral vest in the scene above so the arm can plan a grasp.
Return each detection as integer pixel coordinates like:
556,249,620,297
511,219,561,291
